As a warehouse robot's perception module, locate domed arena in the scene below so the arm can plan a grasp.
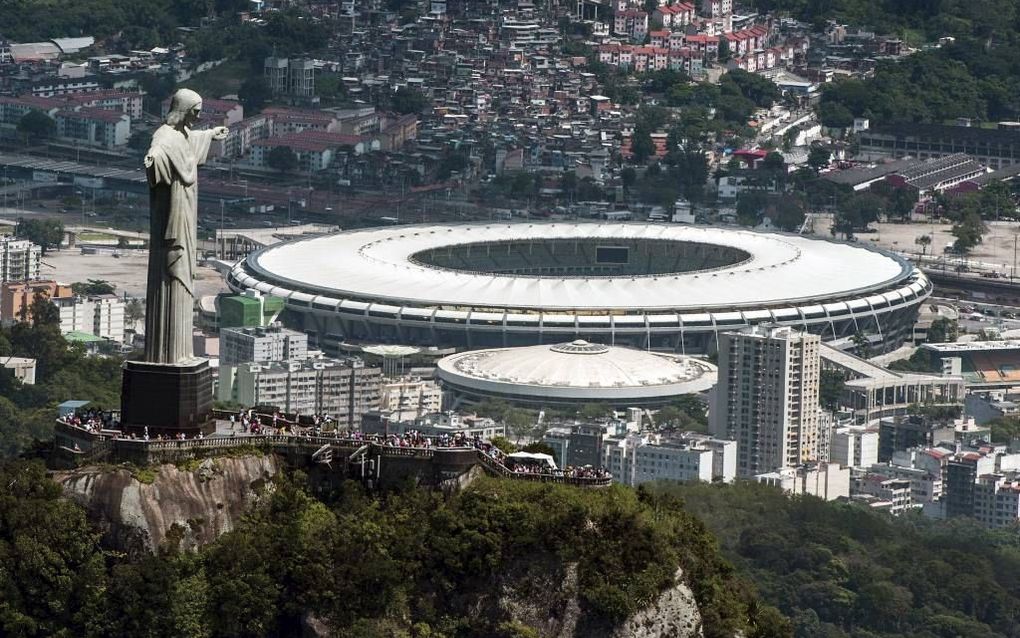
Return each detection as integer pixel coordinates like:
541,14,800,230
435,340,718,409
226,222,931,354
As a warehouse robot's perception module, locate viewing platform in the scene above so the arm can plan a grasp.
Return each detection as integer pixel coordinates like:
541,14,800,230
52,411,612,489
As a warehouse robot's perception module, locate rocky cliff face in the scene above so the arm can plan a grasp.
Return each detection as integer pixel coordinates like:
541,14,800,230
56,455,278,554
468,554,703,638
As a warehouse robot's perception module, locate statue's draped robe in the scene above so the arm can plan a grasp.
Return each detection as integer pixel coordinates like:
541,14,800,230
143,124,215,364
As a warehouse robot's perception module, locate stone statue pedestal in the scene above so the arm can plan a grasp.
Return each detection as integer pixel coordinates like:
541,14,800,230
121,358,214,437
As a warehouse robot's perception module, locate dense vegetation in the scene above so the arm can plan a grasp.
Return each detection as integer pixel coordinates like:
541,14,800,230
662,481,1020,638
753,0,1017,41
791,0,1020,128
0,463,789,638
0,296,121,459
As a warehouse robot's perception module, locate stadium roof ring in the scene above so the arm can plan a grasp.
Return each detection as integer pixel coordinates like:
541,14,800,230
227,222,932,354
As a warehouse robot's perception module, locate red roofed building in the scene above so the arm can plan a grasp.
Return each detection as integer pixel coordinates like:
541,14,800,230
54,106,130,148
614,9,648,41
252,129,373,172
261,106,337,135
0,95,61,126
65,90,143,119
684,34,718,57
649,30,670,48
653,3,695,29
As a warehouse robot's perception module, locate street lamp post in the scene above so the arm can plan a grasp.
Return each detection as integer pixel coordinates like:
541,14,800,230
1013,233,1017,284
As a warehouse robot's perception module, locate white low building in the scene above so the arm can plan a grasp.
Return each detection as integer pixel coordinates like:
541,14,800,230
755,462,850,501
51,293,125,343
379,377,442,422
2,356,36,384
603,432,736,486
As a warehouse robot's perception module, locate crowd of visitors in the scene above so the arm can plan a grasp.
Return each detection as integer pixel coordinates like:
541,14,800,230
61,408,609,482
62,408,115,433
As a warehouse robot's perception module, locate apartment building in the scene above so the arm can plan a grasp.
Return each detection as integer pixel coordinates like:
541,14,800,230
830,425,879,469
50,293,125,342
379,376,442,422
974,473,1020,528
0,238,41,283
225,357,381,427
603,432,737,486
711,325,821,477
220,323,308,366
264,57,316,97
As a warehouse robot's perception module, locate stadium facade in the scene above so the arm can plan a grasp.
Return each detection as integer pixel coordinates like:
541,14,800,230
226,222,932,354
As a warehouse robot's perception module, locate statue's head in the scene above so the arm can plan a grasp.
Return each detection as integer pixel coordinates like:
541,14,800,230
165,88,203,128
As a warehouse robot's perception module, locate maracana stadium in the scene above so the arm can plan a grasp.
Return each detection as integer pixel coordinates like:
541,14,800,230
226,222,931,354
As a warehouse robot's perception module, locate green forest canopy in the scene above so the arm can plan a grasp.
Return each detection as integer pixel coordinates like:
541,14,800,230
661,481,1020,638
0,465,790,638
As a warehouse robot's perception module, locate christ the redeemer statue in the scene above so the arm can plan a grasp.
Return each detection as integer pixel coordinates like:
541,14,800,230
143,89,228,364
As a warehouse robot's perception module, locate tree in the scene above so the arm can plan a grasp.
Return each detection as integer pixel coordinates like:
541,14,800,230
762,152,785,173
621,167,637,191
579,403,612,420
737,191,768,227
767,195,806,232
951,212,985,253
390,87,428,115
521,442,557,457
266,145,298,174
316,73,347,103
819,370,845,412
15,218,63,254
505,408,534,443
717,36,731,62
27,291,60,328
128,129,153,155
238,77,271,114
17,110,55,143
807,147,830,174
927,317,958,344
125,298,145,327
71,279,115,296
630,127,655,163
915,234,932,256
833,192,883,238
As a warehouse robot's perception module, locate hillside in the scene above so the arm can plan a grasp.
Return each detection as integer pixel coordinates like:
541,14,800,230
0,460,790,638
660,481,1020,638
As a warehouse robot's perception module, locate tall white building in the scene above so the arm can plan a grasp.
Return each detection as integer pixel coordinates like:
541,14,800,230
220,324,308,365
830,425,879,469
0,238,41,282
711,325,822,478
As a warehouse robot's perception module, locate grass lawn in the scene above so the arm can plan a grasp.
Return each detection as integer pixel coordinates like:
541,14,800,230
77,232,118,242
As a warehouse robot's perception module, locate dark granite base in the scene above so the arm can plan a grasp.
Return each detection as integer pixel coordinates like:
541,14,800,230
121,358,214,437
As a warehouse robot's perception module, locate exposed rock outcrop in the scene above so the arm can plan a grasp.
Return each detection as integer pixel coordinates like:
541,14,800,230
610,568,703,638
55,455,278,554
473,553,703,638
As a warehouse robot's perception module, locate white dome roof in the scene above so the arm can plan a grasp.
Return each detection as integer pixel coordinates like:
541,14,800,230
436,340,717,402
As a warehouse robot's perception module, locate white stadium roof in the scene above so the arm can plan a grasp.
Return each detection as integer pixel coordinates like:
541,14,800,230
246,222,911,312
436,340,718,401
